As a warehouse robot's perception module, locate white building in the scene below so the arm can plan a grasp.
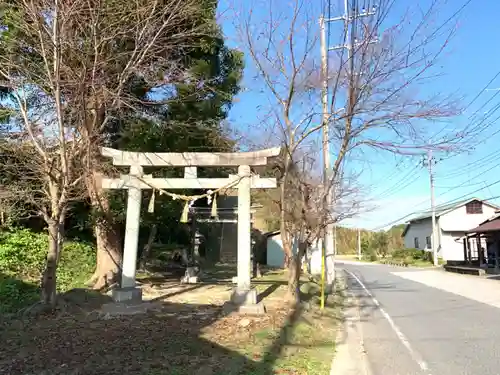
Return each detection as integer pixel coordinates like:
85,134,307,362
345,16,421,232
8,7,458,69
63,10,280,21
266,231,286,268
402,198,498,261
265,231,322,274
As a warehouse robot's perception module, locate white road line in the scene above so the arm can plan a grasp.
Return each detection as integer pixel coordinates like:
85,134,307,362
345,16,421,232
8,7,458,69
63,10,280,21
344,269,432,375
335,260,383,266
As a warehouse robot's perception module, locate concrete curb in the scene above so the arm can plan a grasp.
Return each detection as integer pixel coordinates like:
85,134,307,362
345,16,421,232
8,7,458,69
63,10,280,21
330,269,372,375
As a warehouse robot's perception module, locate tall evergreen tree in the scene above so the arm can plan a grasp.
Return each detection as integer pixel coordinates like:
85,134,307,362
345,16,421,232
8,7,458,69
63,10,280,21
88,27,244,288
0,0,243,298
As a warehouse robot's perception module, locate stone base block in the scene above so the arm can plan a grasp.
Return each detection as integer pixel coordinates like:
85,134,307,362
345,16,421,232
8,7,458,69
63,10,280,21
223,301,266,315
111,287,142,303
239,302,266,315
230,287,258,305
180,276,199,284
186,266,198,277
100,301,162,318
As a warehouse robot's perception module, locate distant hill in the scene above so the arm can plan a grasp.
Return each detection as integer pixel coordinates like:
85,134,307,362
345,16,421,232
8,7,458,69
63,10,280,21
389,224,406,232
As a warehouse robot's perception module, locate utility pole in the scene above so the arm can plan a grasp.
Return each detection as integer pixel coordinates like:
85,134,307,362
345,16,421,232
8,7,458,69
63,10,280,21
425,150,439,266
320,0,378,289
357,228,361,260
319,14,336,293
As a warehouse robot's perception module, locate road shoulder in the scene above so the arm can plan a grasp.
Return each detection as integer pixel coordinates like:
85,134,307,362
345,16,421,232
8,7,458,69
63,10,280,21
330,270,372,375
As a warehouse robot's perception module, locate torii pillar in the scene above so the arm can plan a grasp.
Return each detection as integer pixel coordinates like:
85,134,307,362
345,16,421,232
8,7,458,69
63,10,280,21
231,166,254,300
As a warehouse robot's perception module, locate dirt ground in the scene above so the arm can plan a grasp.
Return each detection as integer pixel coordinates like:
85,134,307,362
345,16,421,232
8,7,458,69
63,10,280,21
0,265,341,375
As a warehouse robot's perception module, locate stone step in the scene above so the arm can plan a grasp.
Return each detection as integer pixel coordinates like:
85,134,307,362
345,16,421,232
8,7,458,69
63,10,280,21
443,265,486,276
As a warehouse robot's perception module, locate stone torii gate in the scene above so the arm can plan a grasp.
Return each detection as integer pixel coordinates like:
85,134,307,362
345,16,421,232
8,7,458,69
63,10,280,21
100,146,279,310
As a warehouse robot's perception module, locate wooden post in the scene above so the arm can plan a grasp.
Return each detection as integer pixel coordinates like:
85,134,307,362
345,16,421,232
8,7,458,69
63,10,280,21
477,234,483,265
495,234,500,272
463,238,467,264
467,237,472,264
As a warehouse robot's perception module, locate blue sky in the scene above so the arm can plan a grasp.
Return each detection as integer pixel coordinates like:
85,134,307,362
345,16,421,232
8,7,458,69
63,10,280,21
218,0,500,230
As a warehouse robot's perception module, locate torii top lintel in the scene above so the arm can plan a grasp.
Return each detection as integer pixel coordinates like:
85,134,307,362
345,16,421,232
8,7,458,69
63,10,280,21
101,147,281,167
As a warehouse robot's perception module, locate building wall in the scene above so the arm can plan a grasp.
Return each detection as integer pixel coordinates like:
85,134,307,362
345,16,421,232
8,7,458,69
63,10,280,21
307,239,323,275
405,223,482,261
403,219,433,251
439,203,497,231
404,201,496,260
266,235,284,268
440,231,466,261
266,234,299,268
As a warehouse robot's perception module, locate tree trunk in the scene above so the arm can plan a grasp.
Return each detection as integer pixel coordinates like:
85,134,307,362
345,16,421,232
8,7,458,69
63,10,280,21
286,240,308,302
286,254,301,302
89,220,122,289
56,211,66,265
41,220,59,307
280,218,292,268
279,162,292,268
86,170,123,290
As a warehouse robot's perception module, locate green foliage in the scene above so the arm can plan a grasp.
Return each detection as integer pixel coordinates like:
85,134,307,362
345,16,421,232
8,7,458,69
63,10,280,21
361,239,378,262
360,237,370,254
0,275,40,313
385,248,436,266
337,226,404,255
0,228,46,278
391,248,410,260
0,229,96,313
85,1,244,246
361,250,378,262
392,248,432,262
0,0,244,284
372,231,389,258
57,241,96,290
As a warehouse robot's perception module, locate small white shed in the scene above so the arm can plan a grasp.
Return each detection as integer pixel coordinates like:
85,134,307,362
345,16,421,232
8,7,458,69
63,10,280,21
265,231,319,270
307,238,323,276
266,231,285,268
265,231,301,268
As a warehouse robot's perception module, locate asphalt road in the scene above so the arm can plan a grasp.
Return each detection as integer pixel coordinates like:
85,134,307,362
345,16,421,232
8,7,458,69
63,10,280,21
338,261,500,375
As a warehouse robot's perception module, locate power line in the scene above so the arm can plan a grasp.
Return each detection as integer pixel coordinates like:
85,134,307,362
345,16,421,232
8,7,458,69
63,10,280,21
433,161,500,198
435,181,489,189
462,99,500,140
370,153,500,231
434,112,500,181
369,167,422,201
463,69,500,116
343,0,478,233
437,149,500,181
370,180,500,231
419,155,500,219
366,160,419,199
467,88,500,122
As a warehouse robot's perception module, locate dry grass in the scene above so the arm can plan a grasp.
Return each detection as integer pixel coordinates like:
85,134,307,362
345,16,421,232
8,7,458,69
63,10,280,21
0,265,343,375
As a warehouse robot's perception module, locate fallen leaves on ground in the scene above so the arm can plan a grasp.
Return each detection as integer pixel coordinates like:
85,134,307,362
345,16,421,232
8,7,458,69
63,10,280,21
0,267,340,375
